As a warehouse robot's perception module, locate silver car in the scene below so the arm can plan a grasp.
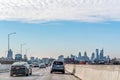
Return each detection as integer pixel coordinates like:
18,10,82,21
39,63,46,68
50,61,65,74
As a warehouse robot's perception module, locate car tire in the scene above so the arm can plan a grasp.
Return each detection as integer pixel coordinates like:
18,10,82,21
26,73,29,76
50,71,53,73
62,71,65,74
30,71,32,75
26,72,29,76
10,73,13,76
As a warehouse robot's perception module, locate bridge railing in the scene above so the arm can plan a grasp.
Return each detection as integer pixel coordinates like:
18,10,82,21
65,64,120,80
0,64,11,73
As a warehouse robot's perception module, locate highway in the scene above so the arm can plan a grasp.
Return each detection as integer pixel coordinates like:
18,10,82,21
0,67,80,80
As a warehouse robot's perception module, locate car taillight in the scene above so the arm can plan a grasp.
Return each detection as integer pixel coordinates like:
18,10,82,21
21,66,26,68
11,66,14,69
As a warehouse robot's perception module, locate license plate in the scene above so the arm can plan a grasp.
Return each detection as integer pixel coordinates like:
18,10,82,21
56,65,60,67
16,67,20,70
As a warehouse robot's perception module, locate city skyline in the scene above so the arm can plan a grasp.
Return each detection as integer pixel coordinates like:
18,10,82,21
0,21,120,59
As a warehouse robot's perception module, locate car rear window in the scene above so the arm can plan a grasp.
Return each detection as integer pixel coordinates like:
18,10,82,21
53,61,63,65
12,62,27,66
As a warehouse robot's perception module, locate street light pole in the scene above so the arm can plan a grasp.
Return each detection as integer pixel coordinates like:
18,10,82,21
8,32,16,52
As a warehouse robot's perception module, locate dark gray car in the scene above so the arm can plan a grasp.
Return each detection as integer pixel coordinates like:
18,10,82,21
10,62,32,76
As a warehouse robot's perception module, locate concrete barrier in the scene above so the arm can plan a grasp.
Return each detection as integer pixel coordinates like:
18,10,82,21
65,64,120,80
0,64,11,73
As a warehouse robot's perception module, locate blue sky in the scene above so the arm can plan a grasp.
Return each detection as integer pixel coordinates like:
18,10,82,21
0,21,120,58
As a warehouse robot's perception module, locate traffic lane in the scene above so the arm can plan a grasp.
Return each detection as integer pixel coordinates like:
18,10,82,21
0,67,44,80
0,67,80,80
46,73,79,80
24,68,80,80
28,67,80,80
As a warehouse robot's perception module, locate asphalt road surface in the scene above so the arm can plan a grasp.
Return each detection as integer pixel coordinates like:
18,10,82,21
0,67,80,80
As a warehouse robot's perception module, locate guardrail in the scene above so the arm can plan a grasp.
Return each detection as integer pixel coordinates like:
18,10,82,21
65,64,120,80
0,64,11,73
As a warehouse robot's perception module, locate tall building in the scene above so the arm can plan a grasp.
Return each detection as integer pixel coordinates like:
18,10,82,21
58,55,64,62
84,51,87,58
15,54,22,61
96,49,99,60
35,57,39,62
100,49,104,60
71,54,76,59
24,54,28,61
42,58,49,65
7,49,13,59
30,57,35,63
78,52,81,58
91,52,95,60
84,51,89,61
106,56,110,62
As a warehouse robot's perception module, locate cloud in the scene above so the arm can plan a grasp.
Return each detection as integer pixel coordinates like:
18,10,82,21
0,0,120,23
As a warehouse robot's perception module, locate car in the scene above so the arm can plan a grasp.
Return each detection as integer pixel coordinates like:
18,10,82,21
99,60,105,64
39,63,46,68
33,62,39,67
10,62,32,76
50,61,65,74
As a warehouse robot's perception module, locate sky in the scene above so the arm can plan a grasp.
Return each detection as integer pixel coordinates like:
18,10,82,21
0,0,120,59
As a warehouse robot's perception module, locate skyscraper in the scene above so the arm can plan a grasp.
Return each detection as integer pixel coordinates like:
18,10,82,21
15,54,22,61
106,55,110,62
71,54,76,59
84,51,89,61
58,55,64,62
30,57,35,62
24,54,28,61
7,49,13,59
78,52,81,58
91,52,95,60
96,49,99,60
100,49,104,60
84,51,87,58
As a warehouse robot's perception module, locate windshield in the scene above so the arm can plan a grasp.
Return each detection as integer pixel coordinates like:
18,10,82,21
53,62,63,65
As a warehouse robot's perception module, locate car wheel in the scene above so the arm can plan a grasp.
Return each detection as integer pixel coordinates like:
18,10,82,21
26,72,29,76
26,73,29,76
30,71,32,75
62,71,65,74
10,73,13,76
50,71,53,73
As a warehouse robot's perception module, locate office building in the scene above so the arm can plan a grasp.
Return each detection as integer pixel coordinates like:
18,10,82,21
96,49,99,60
7,49,13,59
58,55,64,62
100,49,104,60
15,54,22,61
78,52,81,58
24,54,28,61
30,57,35,63
91,52,95,60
